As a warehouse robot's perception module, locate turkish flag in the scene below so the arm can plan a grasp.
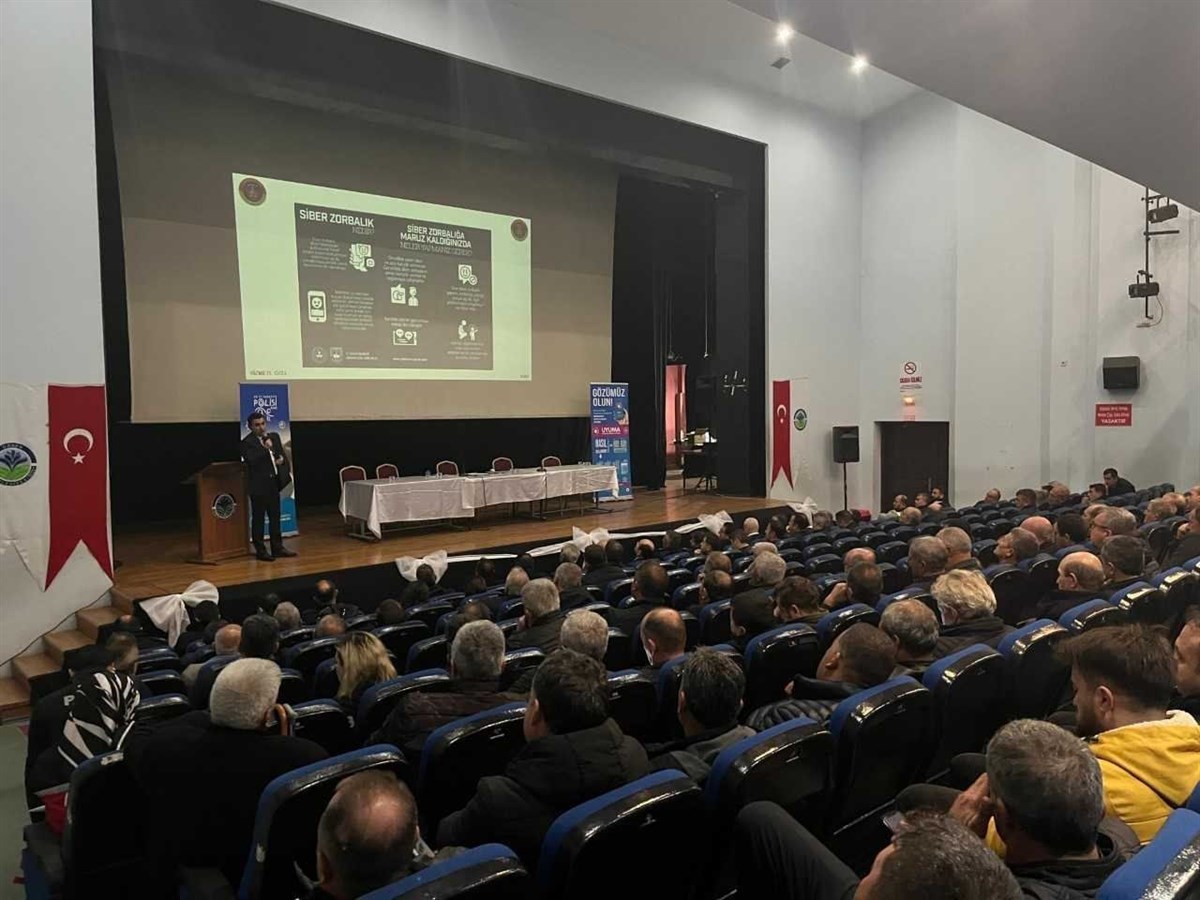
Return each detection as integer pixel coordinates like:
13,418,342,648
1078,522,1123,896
46,385,112,587
772,380,792,488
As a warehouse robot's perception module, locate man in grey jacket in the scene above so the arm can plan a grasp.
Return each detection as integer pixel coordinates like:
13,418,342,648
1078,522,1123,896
647,648,754,784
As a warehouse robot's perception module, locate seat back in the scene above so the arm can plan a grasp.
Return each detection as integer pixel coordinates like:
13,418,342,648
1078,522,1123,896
407,600,457,631
827,677,934,832
239,746,408,900
890,526,918,544
973,539,999,567
137,647,183,673
284,635,345,682
806,553,843,575
375,463,400,479
497,596,524,620
1055,543,1090,559
699,599,733,646
491,457,514,472
650,654,689,741
985,566,1037,625
606,670,657,739
346,614,378,632
1114,583,1170,625
1058,599,1126,633
998,619,1071,720
1027,554,1060,594
921,645,1006,776
417,702,528,834
374,622,431,660
1096,808,1200,900
499,648,545,690
436,460,459,476
875,541,907,564
877,562,906,595
604,577,634,605
816,604,880,648
358,843,528,900
280,626,315,648
537,771,703,900
58,752,147,897
743,624,821,710
603,628,631,671
406,635,450,673
671,581,701,611
339,465,368,484
356,669,452,738
135,693,191,724
289,699,357,755
833,537,865,555
139,669,186,697
731,572,754,594
704,717,833,822
313,657,340,698
189,654,239,709
278,668,310,705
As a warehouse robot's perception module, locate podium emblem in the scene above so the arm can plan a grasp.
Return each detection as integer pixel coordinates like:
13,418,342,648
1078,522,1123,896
212,493,237,520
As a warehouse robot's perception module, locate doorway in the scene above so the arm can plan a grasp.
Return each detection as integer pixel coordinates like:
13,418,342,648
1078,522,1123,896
878,422,950,509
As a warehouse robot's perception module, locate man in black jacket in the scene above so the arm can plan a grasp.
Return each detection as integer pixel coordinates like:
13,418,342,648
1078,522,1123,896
507,579,564,654
1101,468,1135,497
1163,504,1200,568
605,562,669,635
580,543,625,588
240,411,296,561
1036,552,1106,622
436,649,649,868
554,562,591,611
933,570,1013,657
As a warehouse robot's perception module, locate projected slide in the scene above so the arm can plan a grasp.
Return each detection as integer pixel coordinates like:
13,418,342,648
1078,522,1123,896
233,174,531,381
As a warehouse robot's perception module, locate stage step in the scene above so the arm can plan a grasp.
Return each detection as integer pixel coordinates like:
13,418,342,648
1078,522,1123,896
77,606,122,641
43,630,91,667
112,588,135,614
0,677,30,723
12,652,57,693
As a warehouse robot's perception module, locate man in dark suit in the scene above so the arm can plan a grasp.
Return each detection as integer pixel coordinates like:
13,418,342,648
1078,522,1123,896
240,411,296,561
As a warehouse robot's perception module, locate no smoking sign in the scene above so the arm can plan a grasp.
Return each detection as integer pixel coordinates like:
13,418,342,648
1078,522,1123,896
900,360,923,392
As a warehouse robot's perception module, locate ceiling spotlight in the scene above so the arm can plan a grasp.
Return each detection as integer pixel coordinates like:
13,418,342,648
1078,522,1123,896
850,55,869,74
775,22,795,44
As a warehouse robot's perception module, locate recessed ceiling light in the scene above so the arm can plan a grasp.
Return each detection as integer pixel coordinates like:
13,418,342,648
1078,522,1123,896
776,22,795,44
850,55,869,75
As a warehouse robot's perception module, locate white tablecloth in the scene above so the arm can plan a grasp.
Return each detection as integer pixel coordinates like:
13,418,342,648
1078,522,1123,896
338,466,619,538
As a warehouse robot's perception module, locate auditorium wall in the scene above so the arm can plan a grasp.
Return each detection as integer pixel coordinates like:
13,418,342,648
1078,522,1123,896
859,91,1200,506
0,0,113,672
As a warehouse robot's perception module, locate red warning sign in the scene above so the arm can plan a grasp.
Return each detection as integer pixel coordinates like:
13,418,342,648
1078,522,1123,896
1095,403,1132,427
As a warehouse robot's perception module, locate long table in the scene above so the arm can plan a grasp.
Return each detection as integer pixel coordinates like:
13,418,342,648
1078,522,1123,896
338,465,620,538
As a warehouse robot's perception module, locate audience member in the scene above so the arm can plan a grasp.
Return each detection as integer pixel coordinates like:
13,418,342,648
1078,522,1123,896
983,488,1002,503
639,607,687,673
1036,551,1107,620
881,599,940,678
1021,516,1055,553
931,486,948,505
751,541,778,556
559,610,609,663
899,506,922,525
475,557,498,586
416,562,448,597
748,623,896,728
437,649,649,868
1161,491,1187,514
1102,468,1135,496
315,614,348,639
728,529,750,552
742,517,761,541
834,509,857,529
1045,482,1072,508
514,553,538,576
1162,502,1200,567
504,566,529,598
735,804,1021,900
1089,506,1137,550
463,576,488,596
400,580,431,608
765,514,790,543
315,578,360,619
743,551,787,598
1014,488,1038,510
842,545,876,570
174,600,221,655
634,538,657,562
183,623,241,689
553,562,590,611
375,621,515,754
995,527,1039,566
274,601,302,632
691,569,734,618
607,562,669,634
1185,484,1200,512
1099,534,1150,595
701,550,733,578
1143,498,1176,523
907,536,949,590
581,543,624,587
661,529,684,554
898,720,1137,892
239,613,281,660
914,492,932,511
1087,483,1108,503
1173,616,1200,719
729,589,777,653
376,598,406,626
334,631,396,712
444,599,493,642
824,561,883,612
133,659,327,888
647,649,754,783
786,512,810,534
939,526,981,572
700,531,730,555
813,510,834,530
933,570,1013,655
1055,512,1089,548
771,576,825,627
1059,625,1199,843
508,578,564,653
312,772,446,900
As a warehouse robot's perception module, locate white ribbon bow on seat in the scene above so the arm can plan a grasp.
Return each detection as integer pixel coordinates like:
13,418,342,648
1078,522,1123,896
395,549,449,583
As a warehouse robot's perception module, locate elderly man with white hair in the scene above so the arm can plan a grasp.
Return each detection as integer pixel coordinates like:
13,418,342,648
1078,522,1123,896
932,569,1014,657
1088,506,1137,550
560,609,610,663
131,659,328,889
553,562,591,611
507,578,563,654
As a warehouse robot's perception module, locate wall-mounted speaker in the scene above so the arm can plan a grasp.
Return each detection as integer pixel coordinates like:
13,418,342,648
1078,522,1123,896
1102,356,1140,391
832,426,860,463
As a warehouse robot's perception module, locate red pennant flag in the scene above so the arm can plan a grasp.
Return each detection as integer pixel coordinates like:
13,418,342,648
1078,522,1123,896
46,385,112,587
772,380,792,488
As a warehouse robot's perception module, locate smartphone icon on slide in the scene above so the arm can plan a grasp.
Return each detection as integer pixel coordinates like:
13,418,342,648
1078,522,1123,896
307,291,327,323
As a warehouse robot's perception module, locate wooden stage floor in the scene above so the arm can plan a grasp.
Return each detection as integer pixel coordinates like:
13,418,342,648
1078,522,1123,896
112,487,771,600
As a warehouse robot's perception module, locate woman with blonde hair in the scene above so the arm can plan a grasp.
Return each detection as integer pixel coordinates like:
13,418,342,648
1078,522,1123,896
335,631,395,712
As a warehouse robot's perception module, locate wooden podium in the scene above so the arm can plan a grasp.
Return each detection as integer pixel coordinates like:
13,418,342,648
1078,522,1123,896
187,462,249,564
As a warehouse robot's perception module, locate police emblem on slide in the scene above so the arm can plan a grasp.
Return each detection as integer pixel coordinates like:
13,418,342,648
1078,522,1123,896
212,493,237,520
793,408,808,432
238,177,267,206
0,443,37,486
510,219,529,241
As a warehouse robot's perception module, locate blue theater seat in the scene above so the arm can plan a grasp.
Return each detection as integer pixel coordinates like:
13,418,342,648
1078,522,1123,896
1113,582,1170,624
671,581,701,610
921,645,1006,777
406,600,457,631
277,668,309,706
1058,599,1126,633
650,653,690,741
359,843,528,900
1097,809,1200,900
743,623,821,710
289,699,356,755
407,635,450,673
312,657,340,698
998,619,1070,720
985,565,1037,625
284,635,345,682
189,654,239,709
816,604,879,648
606,670,657,739
138,669,186,697
136,647,183,674
499,648,544,691
604,577,634,605
373,621,430,661
238,745,408,900
603,628,631,671
874,541,908,565
698,598,733,646
537,770,702,900
135,692,191,724
356,669,452,739
806,553,843,575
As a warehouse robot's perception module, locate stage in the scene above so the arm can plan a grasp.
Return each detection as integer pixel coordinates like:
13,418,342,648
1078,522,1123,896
112,486,775,601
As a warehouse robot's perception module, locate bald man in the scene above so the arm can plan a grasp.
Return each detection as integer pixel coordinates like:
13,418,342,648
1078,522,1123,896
639,607,687,674
982,488,1002,504
1036,551,1105,621
182,623,241,689
842,546,876,571
1021,516,1056,554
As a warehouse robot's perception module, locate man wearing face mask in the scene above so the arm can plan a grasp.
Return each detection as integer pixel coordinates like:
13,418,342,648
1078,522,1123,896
637,607,687,676
130,659,327,889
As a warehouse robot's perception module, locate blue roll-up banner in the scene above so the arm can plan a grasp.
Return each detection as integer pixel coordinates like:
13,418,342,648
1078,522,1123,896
239,383,299,536
590,382,633,502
